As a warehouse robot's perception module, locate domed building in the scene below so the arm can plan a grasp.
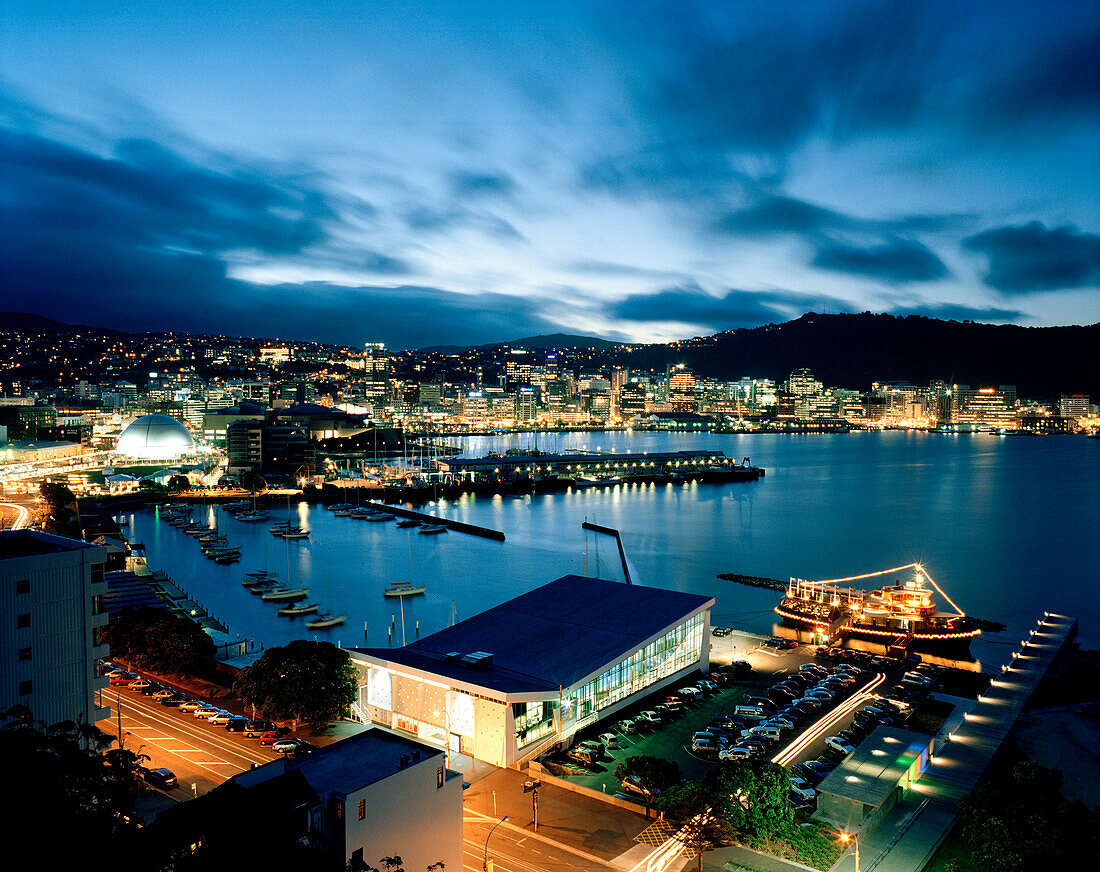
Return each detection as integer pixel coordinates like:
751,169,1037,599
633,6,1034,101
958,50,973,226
115,414,194,460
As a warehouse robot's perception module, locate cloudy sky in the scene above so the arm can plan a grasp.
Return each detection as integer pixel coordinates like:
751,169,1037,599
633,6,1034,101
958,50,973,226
1,1,1097,348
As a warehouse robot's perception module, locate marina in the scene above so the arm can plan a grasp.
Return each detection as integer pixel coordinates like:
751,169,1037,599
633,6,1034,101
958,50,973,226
117,431,1099,652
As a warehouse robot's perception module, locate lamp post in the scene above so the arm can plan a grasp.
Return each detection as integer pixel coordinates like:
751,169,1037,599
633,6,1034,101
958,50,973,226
483,814,508,870
839,831,859,872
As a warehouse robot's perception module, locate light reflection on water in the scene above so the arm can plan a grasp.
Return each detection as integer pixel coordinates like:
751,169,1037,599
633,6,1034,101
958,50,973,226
119,431,1099,653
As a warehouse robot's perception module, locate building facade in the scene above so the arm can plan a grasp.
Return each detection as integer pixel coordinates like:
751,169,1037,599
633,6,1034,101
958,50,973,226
0,531,109,726
350,575,713,768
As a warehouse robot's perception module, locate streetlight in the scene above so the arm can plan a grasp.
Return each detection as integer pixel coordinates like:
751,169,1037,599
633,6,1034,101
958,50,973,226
483,814,508,870
838,831,859,872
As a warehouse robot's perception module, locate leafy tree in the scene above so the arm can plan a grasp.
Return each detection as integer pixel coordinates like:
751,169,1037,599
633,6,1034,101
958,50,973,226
709,758,796,844
240,471,268,494
959,759,1100,871
103,607,217,675
0,706,144,869
234,640,357,728
656,780,731,871
614,755,682,797
167,474,191,492
38,480,79,535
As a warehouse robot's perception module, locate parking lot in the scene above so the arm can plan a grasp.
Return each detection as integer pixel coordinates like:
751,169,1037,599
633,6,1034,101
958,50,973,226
543,631,813,795
545,632,949,813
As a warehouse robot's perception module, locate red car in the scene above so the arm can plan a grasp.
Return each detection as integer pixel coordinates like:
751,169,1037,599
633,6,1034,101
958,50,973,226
258,731,280,745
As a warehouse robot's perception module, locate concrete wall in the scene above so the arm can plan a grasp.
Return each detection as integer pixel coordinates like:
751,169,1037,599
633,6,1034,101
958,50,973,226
345,753,462,872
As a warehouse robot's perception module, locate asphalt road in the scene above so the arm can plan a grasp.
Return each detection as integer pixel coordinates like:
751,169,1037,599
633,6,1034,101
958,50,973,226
464,811,612,872
96,684,277,797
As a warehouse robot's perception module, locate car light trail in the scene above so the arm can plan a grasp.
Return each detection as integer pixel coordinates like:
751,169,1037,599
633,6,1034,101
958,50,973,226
1,502,30,529
772,672,887,767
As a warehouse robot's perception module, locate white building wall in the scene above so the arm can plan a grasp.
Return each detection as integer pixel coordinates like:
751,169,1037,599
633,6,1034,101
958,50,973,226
344,753,462,872
0,534,109,726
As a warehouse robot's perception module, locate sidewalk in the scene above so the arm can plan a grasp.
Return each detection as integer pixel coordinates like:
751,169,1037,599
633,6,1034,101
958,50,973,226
464,767,650,861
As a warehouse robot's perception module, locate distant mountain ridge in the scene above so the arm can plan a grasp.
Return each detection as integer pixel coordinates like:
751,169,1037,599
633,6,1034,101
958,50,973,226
421,332,627,353
0,312,128,335
606,313,1098,401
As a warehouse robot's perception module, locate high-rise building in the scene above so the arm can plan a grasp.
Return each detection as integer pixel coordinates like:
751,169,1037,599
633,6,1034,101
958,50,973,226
667,365,696,413
784,368,823,397
1059,394,1089,420
505,350,533,390
0,531,109,726
362,343,390,401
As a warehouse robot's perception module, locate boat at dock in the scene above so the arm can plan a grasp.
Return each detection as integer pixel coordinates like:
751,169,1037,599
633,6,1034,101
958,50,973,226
278,602,320,616
384,581,426,598
236,510,269,521
395,519,421,528
307,612,347,630
574,475,621,488
775,563,981,652
363,512,394,522
418,524,448,534
261,587,310,602
280,527,310,539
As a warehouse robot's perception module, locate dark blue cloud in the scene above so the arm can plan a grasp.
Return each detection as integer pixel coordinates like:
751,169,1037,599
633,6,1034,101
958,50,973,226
963,222,1100,292
450,170,515,198
610,287,852,331
888,304,1024,322
813,239,948,283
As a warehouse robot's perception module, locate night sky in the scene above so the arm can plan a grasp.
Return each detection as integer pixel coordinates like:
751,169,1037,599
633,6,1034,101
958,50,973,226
2,1,1097,348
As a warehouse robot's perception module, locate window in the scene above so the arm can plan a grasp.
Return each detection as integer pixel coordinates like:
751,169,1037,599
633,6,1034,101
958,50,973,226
437,766,444,788
90,563,104,584
357,799,365,820
17,613,30,629
18,648,31,662
18,681,32,696
16,579,29,594
92,594,106,615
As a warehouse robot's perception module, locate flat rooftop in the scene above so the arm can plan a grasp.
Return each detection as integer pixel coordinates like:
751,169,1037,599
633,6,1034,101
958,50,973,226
0,529,95,560
234,726,443,797
354,574,713,695
817,726,933,808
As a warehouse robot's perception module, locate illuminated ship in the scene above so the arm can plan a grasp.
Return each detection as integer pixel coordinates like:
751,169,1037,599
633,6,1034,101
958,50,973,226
774,564,981,651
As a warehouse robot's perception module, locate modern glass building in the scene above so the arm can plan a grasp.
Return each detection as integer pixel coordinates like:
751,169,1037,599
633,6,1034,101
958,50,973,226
349,575,713,768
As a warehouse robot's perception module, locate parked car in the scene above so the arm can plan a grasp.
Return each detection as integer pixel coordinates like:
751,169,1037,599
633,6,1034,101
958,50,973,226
635,710,662,726
259,730,282,745
273,737,309,754
159,694,187,707
825,736,855,755
245,720,277,737
177,700,206,713
109,673,133,686
151,688,176,701
618,719,637,734
718,746,753,760
140,683,165,696
140,767,178,789
193,705,222,719
225,717,249,732
620,775,658,799
127,677,151,689
208,711,238,725
598,732,619,749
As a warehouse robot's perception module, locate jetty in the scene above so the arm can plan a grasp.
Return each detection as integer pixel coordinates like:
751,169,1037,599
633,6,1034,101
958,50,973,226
717,572,786,591
362,502,505,541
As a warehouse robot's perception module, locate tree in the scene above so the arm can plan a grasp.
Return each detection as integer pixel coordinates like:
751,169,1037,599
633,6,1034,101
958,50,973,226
234,640,357,728
103,607,217,675
709,758,796,844
167,474,191,492
657,780,731,871
0,706,144,869
240,471,268,494
959,759,1100,871
614,755,681,796
38,480,79,536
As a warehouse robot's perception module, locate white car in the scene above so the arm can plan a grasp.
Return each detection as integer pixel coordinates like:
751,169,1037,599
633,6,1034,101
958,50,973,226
598,732,620,748
127,677,151,689
635,710,662,725
151,689,176,701
618,719,637,734
718,746,753,760
825,736,855,755
194,705,222,719
208,711,237,725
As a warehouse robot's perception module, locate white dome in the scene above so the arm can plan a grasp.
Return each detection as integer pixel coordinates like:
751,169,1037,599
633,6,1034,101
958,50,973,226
116,414,194,460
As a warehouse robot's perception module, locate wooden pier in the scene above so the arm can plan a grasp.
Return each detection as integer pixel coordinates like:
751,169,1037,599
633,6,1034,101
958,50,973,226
363,502,505,541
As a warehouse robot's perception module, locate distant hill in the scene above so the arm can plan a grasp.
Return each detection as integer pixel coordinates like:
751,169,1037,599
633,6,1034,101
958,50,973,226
607,313,1098,401
0,312,127,335
421,332,627,353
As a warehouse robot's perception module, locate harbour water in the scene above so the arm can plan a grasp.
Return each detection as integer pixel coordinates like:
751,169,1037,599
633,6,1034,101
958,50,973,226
119,431,1100,657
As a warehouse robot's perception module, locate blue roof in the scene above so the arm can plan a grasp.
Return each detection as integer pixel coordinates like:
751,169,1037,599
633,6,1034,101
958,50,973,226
103,572,165,614
356,575,712,695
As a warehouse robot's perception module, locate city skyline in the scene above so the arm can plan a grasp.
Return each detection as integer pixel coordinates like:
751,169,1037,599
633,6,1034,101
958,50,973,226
2,1,1098,347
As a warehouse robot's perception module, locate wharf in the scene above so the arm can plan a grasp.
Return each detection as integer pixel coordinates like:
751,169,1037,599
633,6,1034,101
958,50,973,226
362,502,505,541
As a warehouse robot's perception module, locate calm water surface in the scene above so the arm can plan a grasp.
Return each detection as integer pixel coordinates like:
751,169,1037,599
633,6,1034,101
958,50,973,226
120,432,1100,657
